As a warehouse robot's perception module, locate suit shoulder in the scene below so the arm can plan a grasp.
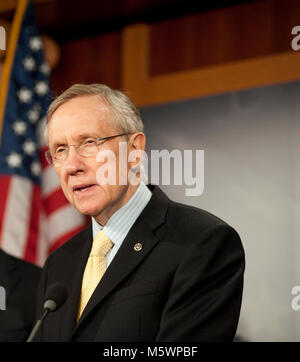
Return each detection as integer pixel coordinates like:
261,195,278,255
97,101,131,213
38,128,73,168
164,199,244,251
2,250,41,279
45,226,90,262
167,199,230,230
162,200,244,265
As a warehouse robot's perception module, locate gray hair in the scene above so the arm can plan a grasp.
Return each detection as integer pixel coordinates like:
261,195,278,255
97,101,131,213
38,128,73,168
45,83,144,143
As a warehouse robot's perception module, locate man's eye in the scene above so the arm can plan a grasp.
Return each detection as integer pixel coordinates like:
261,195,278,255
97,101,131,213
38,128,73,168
56,147,66,154
84,139,96,146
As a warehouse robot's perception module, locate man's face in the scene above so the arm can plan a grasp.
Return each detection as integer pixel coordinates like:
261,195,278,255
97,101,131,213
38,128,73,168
48,95,142,224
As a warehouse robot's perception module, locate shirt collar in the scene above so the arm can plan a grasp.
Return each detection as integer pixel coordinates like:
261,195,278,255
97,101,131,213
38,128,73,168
92,182,152,247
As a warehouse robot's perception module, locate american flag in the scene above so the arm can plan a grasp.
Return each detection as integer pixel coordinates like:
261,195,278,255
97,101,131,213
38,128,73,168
0,1,85,266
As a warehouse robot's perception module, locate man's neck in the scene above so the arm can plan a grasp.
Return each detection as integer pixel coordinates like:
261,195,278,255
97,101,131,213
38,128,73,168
94,183,140,226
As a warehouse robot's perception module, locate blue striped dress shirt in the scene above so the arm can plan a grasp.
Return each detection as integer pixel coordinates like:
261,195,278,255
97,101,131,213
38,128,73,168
91,182,152,267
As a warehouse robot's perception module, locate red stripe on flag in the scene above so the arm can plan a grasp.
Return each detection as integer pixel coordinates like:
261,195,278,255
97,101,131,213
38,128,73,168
23,184,42,263
0,176,12,247
39,146,49,170
44,188,69,216
48,224,86,254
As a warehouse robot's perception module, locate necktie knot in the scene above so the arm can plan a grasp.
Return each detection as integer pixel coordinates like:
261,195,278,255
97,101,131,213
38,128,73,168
90,230,114,257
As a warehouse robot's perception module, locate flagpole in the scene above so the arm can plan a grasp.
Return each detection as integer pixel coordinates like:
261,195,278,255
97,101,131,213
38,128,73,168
0,0,29,145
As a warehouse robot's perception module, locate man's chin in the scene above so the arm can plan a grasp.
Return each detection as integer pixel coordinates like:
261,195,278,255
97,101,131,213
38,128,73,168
79,208,101,217
73,202,102,217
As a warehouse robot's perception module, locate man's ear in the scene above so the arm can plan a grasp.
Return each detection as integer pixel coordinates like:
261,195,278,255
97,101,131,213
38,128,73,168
127,133,146,171
129,132,146,152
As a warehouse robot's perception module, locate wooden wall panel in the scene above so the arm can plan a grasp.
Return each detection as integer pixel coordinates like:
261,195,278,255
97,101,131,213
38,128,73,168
49,0,300,106
150,0,300,76
122,24,300,107
51,31,122,95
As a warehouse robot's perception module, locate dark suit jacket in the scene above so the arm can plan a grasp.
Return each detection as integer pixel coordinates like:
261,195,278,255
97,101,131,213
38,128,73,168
0,249,41,341
35,185,245,342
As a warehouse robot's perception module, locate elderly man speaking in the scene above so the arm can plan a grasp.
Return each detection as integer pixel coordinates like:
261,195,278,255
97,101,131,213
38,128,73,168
34,84,245,342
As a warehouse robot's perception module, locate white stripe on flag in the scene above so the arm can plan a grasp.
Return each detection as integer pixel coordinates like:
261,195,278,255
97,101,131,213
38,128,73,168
37,116,47,147
1,176,32,259
41,166,61,197
47,204,85,244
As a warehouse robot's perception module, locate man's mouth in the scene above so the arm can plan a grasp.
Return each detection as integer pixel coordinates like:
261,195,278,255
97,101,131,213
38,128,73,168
73,184,95,193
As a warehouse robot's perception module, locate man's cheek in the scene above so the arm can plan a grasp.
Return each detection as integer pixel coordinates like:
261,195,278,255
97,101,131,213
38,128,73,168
61,184,71,201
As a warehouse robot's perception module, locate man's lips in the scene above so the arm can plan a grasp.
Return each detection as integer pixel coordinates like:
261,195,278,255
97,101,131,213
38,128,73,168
72,184,96,193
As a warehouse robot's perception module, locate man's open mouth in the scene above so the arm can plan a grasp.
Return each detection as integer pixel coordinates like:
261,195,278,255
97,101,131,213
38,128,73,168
73,184,95,192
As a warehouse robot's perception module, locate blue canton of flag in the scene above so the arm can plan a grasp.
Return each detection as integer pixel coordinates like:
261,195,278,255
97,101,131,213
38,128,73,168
0,1,50,184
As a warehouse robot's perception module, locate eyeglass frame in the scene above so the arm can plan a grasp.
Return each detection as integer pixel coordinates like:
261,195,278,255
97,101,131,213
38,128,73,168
45,132,132,165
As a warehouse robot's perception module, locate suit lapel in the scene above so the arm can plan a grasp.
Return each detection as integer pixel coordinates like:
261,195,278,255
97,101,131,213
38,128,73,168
59,227,93,341
73,185,169,336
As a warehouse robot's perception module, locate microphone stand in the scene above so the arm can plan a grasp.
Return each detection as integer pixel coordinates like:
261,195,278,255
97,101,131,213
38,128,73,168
26,308,50,342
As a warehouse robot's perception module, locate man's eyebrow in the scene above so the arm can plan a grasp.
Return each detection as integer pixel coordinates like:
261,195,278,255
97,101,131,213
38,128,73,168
52,134,100,148
52,141,66,149
78,133,101,140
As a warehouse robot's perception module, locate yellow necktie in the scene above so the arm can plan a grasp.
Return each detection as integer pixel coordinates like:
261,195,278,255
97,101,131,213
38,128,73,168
77,230,113,320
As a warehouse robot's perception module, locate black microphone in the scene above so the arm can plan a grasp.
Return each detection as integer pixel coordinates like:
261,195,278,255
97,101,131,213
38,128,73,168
26,282,67,342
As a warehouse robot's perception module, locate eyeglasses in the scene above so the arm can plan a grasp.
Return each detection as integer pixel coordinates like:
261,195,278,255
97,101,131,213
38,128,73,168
45,133,131,165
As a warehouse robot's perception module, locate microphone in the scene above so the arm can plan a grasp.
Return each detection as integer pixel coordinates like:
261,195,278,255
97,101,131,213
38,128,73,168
26,282,67,342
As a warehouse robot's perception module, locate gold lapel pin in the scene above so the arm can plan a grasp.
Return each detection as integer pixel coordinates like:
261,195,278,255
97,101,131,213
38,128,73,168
134,242,142,252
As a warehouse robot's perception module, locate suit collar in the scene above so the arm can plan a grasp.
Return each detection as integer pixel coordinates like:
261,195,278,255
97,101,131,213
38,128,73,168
141,184,170,230
72,185,169,337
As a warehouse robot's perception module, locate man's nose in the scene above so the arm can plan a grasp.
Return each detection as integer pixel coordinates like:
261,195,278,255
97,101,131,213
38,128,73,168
64,146,85,174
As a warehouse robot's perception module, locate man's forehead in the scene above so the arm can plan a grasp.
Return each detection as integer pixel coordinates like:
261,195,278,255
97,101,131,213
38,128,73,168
49,96,114,127
48,119,114,142
48,106,116,144
52,95,111,118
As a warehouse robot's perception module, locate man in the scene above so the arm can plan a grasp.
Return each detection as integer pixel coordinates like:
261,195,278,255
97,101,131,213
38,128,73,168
0,248,41,341
35,83,245,342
